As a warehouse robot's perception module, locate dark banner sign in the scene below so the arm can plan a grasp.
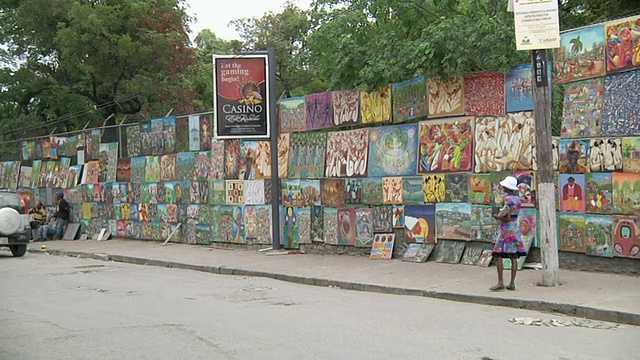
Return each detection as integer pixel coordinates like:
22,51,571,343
213,55,270,139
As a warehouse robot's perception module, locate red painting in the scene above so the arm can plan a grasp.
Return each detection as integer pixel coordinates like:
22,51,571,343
464,72,506,116
417,117,474,173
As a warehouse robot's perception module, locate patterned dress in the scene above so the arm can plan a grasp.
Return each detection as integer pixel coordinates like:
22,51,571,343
492,195,527,258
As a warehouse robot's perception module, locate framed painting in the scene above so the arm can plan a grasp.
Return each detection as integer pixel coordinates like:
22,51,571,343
464,71,505,116
605,16,640,74
332,90,361,127
622,137,640,173
368,123,419,177
585,215,614,257
559,139,590,174
392,76,427,123
404,205,436,244
278,97,306,133
602,71,640,136
360,85,392,124
558,212,586,253
585,173,613,214
435,202,472,241
325,129,370,178
612,215,640,259
554,24,606,84
559,174,586,213
427,76,464,118
474,113,536,173
418,117,473,173
305,91,333,130
612,172,640,215
561,78,604,138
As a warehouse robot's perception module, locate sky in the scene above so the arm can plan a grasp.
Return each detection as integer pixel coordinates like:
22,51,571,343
186,0,313,41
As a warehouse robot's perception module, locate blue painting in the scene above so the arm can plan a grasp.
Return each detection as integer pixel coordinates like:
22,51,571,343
368,123,418,177
505,63,553,113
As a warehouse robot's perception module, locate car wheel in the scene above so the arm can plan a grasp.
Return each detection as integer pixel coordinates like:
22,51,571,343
0,207,22,236
10,245,26,257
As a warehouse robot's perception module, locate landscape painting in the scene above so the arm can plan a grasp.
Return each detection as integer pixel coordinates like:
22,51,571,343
402,177,424,204
585,215,614,257
554,24,606,84
427,76,465,118
362,177,383,205
368,123,418,177
558,212,587,253
435,202,472,241
622,137,640,173
418,117,473,173
332,90,361,127
561,77,604,138
278,97,306,133
559,139,591,173
612,172,640,215
585,172,613,214
392,76,427,123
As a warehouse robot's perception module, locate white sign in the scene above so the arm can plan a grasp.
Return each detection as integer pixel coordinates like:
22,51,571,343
513,0,561,51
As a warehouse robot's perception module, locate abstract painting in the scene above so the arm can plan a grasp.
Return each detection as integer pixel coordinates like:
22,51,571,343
226,180,245,205
321,179,345,208
323,207,338,245
436,202,472,241
468,173,492,204
344,178,363,204
392,76,427,123
360,85,391,124
372,206,393,233
464,71,505,116
474,113,536,173
585,173,613,214
311,206,324,243
558,212,586,253
392,205,404,228
433,240,466,264
585,215,614,257
244,179,265,205
355,208,374,247
514,170,536,208
298,207,312,245
281,179,302,207
612,215,640,259
444,173,468,203
589,138,623,172
332,90,361,127
368,123,418,177
401,243,434,263
362,177,383,205
278,97,306,133
622,137,640,173
560,174,586,213
288,132,327,179
561,77,604,138
382,177,403,205
238,140,257,180
301,179,321,206
337,208,356,246
505,64,534,113
559,139,590,173
605,16,640,74
427,76,464,118
422,174,446,204
602,70,640,136
404,205,436,243
418,117,473,173
554,24,606,84
370,233,395,260
305,91,333,130
224,139,241,180
277,133,290,179
612,172,640,215
325,129,369,178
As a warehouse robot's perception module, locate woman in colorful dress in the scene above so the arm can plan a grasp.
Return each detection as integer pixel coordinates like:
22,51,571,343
491,176,527,291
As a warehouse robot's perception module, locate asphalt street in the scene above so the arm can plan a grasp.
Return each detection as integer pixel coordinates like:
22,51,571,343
0,250,637,360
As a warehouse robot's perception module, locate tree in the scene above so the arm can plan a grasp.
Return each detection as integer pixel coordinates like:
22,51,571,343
570,36,583,55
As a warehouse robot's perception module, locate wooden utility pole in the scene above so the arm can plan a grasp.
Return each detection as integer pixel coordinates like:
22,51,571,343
531,49,560,287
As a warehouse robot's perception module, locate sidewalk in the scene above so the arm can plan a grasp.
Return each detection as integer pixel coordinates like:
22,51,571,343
26,239,640,326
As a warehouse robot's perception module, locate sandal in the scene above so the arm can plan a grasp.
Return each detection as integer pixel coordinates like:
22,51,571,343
506,285,516,291
490,284,505,291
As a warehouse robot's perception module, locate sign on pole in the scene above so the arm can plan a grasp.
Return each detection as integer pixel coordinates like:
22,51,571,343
513,0,561,51
213,54,270,139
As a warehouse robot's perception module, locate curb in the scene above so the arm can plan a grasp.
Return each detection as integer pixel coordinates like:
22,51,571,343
31,249,640,327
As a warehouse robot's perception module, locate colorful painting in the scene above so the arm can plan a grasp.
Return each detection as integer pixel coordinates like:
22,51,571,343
151,118,164,156
460,245,488,266
559,174,586,213
283,206,300,249
82,161,100,184
471,204,500,243
474,113,536,173
278,97,306,133
612,172,640,215
159,154,177,182
193,152,210,181
208,139,224,180
561,78,604,138
288,132,327,179
418,117,473,173
360,85,391,124
305,91,333,130
199,114,212,151
464,72,505,116
176,152,194,181
224,139,240,180
126,125,141,157
585,215,614,257
436,202,472,241
559,139,590,173
311,206,324,243
244,179,265,205
321,179,344,207
589,138,623,172
144,156,160,183
605,16,640,74
298,207,312,244
264,180,272,205
337,208,356,246
362,177,383,205
422,174,445,204
116,159,131,183
558,212,586,253
323,207,338,245
162,117,176,154
392,76,427,123
427,76,464,118
433,240,466,264
281,179,302,207
220,206,244,244
355,208,374,247
325,129,369,178
188,115,200,151
402,177,424,204
444,173,468,203
554,24,606,84
66,165,82,189
138,121,151,156
370,233,395,260
585,173,613,214
277,133,290,179
404,205,436,243
250,205,272,245
238,140,257,180
254,140,270,179
372,206,393,233
226,180,245,205
401,243,435,263
505,64,534,113
602,70,640,136
332,90,361,127
301,180,321,206
468,174,491,204
612,215,640,259
175,116,189,153
382,177,403,205
98,142,118,182
368,123,418,177
622,137,640,173
514,170,536,208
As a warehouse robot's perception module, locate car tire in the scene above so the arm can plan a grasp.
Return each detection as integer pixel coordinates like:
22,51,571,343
10,245,26,257
0,207,22,236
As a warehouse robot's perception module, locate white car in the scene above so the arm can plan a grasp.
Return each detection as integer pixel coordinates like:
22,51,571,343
0,192,32,257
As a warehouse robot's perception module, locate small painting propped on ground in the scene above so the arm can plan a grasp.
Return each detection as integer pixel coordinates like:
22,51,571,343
585,215,614,257
558,212,587,253
433,240,466,264
559,139,591,174
622,137,640,173
460,244,488,265
477,249,493,267
436,202,472,241
561,78,604,138
427,76,464,118
370,233,395,260
585,173,613,214
612,172,640,215
554,24,606,84
332,90,361,127
368,123,418,177
612,215,640,259
418,117,473,173
392,76,427,123
464,71,505,116
401,243,435,263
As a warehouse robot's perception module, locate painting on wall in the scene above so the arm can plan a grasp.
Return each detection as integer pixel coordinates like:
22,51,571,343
622,137,640,173
325,129,370,178
402,177,424,204
464,71,505,116
422,174,446,204
392,205,404,228
199,114,212,151
474,113,536,173
337,208,356,246
505,64,534,113
370,233,395,260
355,208,374,247
226,180,245,205
175,116,189,153
436,202,472,241
372,206,393,233
444,173,468,203
427,76,464,118
159,154,177,182
392,76,427,123
193,152,211,181
470,204,499,243
559,139,591,173
555,24,606,84
360,85,392,124
612,172,640,215
514,170,536,208
559,174,586,213
323,207,339,245
433,240,466,264
277,133,291,179
602,70,640,136
163,117,176,154
126,125,141,157
332,90,361,127
589,138,623,172
558,212,587,253
561,78,604,138
585,173,613,214
188,115,200,151
311,206,324,243
585,215,614,257
404,205,436,244
223,139,240,180
345,178,363,204
612,215,640,259
254,141,270,180
278,97,306,133
244,180,265,205
468,173,492,204
298,207,312,245
605,16,640,74
210,139,225,180
368,123,419,177
418,117,473,173
300,179,321,207
288,132,327,179
305,91,333,130
362,177,383,205
382,177,403,205
238,140,257,180
281,179,302,207
321,179,345,207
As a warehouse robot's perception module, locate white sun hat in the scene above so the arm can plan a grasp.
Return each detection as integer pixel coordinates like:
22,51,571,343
499,176,519,191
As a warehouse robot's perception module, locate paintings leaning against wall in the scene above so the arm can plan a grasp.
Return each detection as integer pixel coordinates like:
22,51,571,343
368,123,419,177
474,113,536,173
325,129,369,178
585,214,614,258
554,24,606,84
560,174,586,213
558,212,587,253
323,207,339,245
427,76,464,118
586,172,613,214
370,233,395,260
321,179,346,208
404,205,436,244
418,117,473,173
332,90,361,127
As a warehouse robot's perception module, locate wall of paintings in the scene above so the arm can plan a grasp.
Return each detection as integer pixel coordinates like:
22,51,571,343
2,15,639,264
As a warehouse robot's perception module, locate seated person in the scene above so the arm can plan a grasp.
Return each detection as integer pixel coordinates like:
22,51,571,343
37,217,58,241
29,202,47,230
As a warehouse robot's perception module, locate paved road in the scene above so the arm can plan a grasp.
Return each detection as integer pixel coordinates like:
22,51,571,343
0,251,636,360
